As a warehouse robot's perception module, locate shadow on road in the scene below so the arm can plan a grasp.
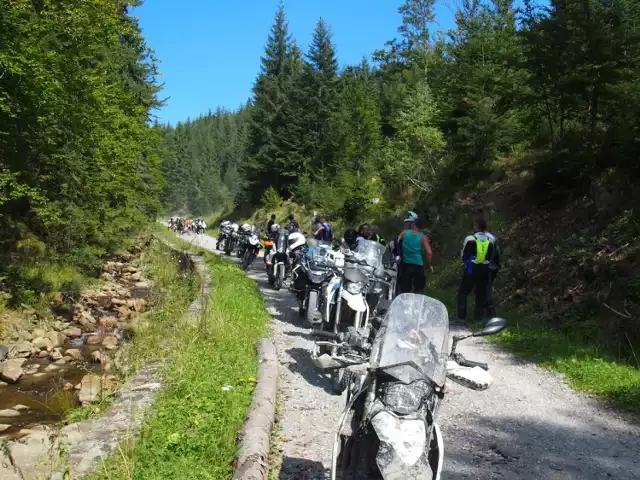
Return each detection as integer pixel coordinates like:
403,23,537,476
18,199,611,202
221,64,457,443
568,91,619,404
285,347,338,395
279,456,329,480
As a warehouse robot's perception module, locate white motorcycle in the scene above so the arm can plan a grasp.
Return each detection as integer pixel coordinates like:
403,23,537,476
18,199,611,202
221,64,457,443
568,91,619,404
312,294,507,480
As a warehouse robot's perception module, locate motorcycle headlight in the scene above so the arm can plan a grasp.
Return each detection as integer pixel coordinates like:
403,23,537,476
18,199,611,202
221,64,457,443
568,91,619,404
381,381,432,415
346,281,364,295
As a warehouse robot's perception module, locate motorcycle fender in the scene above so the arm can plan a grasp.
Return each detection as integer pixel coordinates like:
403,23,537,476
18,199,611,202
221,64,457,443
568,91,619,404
371,411,430,478
340,290,367,312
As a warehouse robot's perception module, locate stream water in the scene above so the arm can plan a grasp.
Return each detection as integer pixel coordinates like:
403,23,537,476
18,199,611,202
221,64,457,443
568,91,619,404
0,336,106,439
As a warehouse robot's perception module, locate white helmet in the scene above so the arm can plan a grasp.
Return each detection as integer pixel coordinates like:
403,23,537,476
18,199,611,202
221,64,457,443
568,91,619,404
241,223,251,232
288,232,306,251
221,220,231,227
270,223,280,233
231,223,239,232
249,234,260,246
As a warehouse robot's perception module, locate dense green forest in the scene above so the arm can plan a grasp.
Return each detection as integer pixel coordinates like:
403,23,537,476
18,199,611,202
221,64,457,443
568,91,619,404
161,0,640,361
0,0,162,302
163,0,640,218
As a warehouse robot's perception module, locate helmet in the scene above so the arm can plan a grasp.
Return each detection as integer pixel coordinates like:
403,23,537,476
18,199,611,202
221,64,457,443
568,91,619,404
287,232,306,251
271,223,280,233
232,223,239,232
249,234,260,246
241,223,251,232
343,227,358,246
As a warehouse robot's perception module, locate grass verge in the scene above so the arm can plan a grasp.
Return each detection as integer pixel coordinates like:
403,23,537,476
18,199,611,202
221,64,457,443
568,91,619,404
91,231,270,480
427,281,640,411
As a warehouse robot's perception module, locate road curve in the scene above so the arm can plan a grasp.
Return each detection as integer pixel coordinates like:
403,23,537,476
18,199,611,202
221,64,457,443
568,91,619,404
179,231,640,480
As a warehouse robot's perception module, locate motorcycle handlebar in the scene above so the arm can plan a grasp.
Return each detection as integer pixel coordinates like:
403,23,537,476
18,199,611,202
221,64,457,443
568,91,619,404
458,358,489,371
311,329,340,341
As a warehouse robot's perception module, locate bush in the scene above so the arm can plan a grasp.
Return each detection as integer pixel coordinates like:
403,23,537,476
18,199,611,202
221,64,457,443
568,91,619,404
260,186,283,212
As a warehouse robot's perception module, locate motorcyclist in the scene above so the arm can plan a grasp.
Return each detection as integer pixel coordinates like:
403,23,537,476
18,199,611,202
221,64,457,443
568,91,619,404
397,213,433,294
313,217,332,242
456,215,496,323
264,223,279,264
356,223,370,247
286,214,299,232
267,214,276,234
342,227,358,250
369,224,386,246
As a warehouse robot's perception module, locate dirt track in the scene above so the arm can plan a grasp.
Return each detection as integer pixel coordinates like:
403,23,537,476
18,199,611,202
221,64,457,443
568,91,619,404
183,232,640,479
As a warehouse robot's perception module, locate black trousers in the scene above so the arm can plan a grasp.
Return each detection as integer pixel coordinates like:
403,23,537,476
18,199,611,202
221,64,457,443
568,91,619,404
485,269,497,317
398,263,426,294
457,264,490,321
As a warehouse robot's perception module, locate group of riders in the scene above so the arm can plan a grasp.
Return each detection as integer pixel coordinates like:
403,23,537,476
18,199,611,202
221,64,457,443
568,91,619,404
222,210,501,323
167,216,207,234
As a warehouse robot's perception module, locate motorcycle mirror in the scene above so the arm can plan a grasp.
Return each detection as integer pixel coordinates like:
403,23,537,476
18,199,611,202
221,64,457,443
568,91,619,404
473,317,507,337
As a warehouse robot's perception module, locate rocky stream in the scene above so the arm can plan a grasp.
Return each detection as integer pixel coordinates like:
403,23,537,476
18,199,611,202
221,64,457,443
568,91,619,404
0,250,154,478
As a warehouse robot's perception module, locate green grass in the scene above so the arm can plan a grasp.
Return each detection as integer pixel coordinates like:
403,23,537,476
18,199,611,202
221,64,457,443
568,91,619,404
427,282,640,411
91,231,270,480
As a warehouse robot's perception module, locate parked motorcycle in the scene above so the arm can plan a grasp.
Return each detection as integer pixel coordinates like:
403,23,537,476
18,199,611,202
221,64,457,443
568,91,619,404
217,221,232,250
313,240,388,393
312,293,506,480
224,223,240,256
242,232,261,271
266,229,291,290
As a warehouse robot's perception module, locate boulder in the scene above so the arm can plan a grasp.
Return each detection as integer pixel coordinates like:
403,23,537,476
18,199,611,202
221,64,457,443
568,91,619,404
0,381,8,388
65,348,83,360
117,305,132,319
10,341,32,358
0,409,20,417
0,448,21,480
52,320,68,331
49,349,63,361
111,297,127,307
123,265,138,273
31,328,47,339
78,374,103,404
12,404,29,411
32,336,54,351
44,364,61,372
94,294,112,308
100,271,113,281
0,358,26,383
54,358,66,365
129,272,142,282
0,344,8,361
47,331,66,348
130,281,151,299
77,310,97,330
0,424,10,432
24,364,40,375
102,335,118,348
37,350,49,358
62,326,82,338
7,426,58,480
99,316,118,329
127,298,147,312
85,334,103,345
90,351,106,363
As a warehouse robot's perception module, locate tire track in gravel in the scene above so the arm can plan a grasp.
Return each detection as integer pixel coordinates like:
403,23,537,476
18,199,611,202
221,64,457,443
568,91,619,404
180,232,640,480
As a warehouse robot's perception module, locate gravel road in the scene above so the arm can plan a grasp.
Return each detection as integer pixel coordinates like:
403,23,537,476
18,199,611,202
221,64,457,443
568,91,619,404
180,232,640,480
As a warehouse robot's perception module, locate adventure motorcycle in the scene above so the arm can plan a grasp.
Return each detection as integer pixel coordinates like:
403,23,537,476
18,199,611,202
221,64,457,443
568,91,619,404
266,229,291,290
312,293,506,480
242,233,261,271
224,223,240,256
217,221,232,250
236,224,253,258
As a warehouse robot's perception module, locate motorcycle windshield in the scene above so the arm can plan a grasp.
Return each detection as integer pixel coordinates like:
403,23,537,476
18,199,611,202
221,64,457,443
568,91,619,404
354,239,386,270
376,294,449,387
276,231,288,251
306,240,331,265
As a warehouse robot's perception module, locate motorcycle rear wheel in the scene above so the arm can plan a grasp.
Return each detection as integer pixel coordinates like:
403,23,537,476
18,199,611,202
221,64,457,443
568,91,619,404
274,269,283,291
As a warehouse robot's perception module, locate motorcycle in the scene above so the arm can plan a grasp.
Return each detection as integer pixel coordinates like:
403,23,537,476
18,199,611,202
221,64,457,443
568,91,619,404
290,239,336,324
266,229,291,290
242,233,261,271
314,240,388,394
224,223,240,256
312,293,507,480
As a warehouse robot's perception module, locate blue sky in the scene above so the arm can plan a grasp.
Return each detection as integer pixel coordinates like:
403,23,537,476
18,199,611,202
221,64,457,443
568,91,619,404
134,1,458,125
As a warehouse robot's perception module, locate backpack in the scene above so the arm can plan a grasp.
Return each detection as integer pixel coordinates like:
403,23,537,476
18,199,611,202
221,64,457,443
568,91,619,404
472,233,493,264
322,223,332,241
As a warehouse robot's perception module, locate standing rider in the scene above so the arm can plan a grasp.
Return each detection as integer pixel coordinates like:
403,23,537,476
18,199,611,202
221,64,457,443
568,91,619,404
314,217,333,242
456,215,496,323
286,214,299,233
397,212,433,294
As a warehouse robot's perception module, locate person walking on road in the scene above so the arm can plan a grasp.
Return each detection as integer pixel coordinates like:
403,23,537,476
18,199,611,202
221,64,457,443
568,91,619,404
457,215,496,323
397,212,433,294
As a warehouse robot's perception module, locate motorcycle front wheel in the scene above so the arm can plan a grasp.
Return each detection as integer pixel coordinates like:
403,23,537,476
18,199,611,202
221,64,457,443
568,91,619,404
274,267,283,291
306,290,318,325
331,368,350,395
